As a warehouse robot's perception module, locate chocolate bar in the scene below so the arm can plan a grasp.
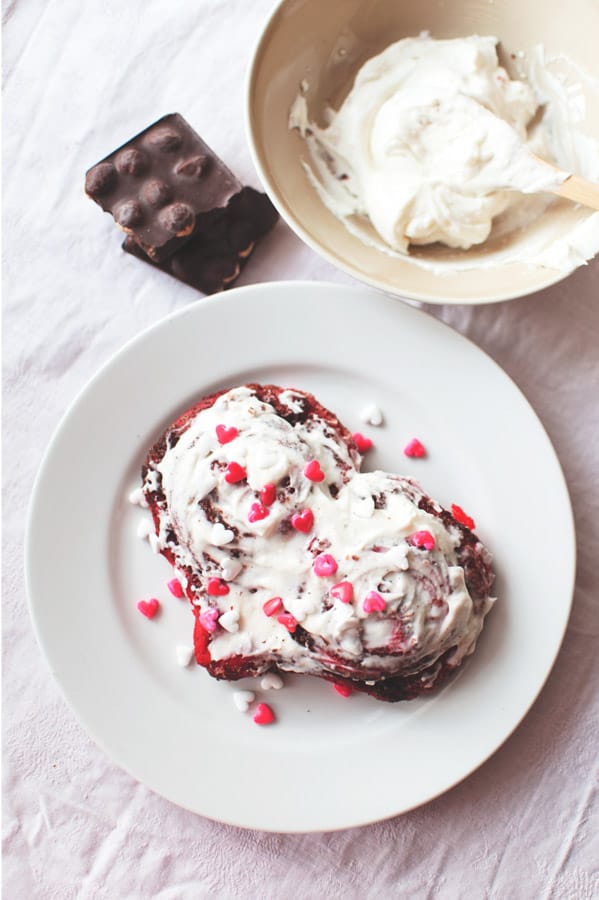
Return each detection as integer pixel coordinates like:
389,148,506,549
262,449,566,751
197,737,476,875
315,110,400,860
122,187,279,294
85,114,244,262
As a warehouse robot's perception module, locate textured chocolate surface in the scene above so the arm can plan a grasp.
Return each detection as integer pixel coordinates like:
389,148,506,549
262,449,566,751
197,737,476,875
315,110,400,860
122,187,279,294
85,113,243,262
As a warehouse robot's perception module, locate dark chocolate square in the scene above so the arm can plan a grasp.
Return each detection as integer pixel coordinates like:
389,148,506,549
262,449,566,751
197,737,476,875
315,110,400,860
122,187,279,294
85,113,243,262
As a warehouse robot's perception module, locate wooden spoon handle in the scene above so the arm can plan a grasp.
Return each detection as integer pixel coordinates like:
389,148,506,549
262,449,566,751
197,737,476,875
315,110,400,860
554,173,599,211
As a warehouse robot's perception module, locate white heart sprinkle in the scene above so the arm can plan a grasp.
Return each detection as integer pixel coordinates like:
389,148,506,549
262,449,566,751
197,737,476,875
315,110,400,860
260,673,284,691
219,609,239,633
232,690,255,712
129,487,149,507
175,645,194,667
211,523,235,546
360,404,384,427
148,532,161,554
220,557,242,581
136,518,153,540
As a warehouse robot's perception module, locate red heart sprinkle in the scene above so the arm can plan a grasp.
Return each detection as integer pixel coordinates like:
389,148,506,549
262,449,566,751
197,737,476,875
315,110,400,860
224,461,247,484
304,460,325,482
451,504,476,531
216,424,239,445
167,578,184,599
313,553,338,577
291,508,314,533
352,432,373,453
330,581,353,604
248,502,269,523
194,616,212,666
263,597,283,616
277,612,297,633
260,483,276,506
333,683,353,697
207,577,230,597
408,530,436,551
404,437,426,458
199,608,219,632
363,591,386,613
253,703,275,725
137,598,160,619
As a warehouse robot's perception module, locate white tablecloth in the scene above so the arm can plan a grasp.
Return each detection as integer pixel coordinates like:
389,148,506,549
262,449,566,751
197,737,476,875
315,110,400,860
4,1,598,897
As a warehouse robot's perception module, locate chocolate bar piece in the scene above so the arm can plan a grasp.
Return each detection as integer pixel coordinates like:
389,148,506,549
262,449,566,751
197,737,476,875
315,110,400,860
122,187,279,294
85,114,243,262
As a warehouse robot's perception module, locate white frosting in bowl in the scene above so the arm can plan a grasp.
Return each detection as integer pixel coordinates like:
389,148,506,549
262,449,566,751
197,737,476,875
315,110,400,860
289,34,599,271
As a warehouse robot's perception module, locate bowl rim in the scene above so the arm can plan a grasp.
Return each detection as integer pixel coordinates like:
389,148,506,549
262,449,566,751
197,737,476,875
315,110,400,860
244,0,577,306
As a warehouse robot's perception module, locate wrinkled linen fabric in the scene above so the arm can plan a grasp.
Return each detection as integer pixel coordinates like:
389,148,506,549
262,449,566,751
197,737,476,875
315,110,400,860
3,1,599,898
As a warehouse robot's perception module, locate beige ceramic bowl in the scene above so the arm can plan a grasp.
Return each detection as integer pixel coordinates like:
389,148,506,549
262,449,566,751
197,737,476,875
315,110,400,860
246,0,599,304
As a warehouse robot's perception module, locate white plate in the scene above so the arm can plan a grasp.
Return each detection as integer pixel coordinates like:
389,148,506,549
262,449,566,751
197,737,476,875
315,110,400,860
26,281,575,832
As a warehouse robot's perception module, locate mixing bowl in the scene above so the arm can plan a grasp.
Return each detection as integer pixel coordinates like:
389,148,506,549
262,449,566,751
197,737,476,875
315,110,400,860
246,0,599,304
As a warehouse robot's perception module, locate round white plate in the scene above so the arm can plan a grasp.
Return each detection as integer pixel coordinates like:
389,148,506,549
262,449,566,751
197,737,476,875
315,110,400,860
26,282,575,832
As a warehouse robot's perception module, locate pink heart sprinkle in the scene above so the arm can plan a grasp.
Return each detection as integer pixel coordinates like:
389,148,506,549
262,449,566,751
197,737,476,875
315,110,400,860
330,581,353,604
167,578,184,599
277,612,297,633
291,508,314,533
199,608,219,632
408,530,436,551
313,553,338,577
352,432,373,453
333,683,353,698
451,504,476,531
304,460,325,482
363,591,386,614
224,461,247,484
215,424,238,445
260,483,276,506
404,437,426,458
253,703,275,725
263,596,283,617
137,598,160,619
206,577,230,597
248,502,269,523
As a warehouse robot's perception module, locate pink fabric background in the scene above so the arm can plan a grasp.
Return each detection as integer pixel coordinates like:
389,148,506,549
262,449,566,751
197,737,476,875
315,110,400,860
4,1,598,896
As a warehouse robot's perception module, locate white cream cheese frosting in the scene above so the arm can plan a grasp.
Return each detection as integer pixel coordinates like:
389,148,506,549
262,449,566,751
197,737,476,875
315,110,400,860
143,386,495,684
289,34,599,270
